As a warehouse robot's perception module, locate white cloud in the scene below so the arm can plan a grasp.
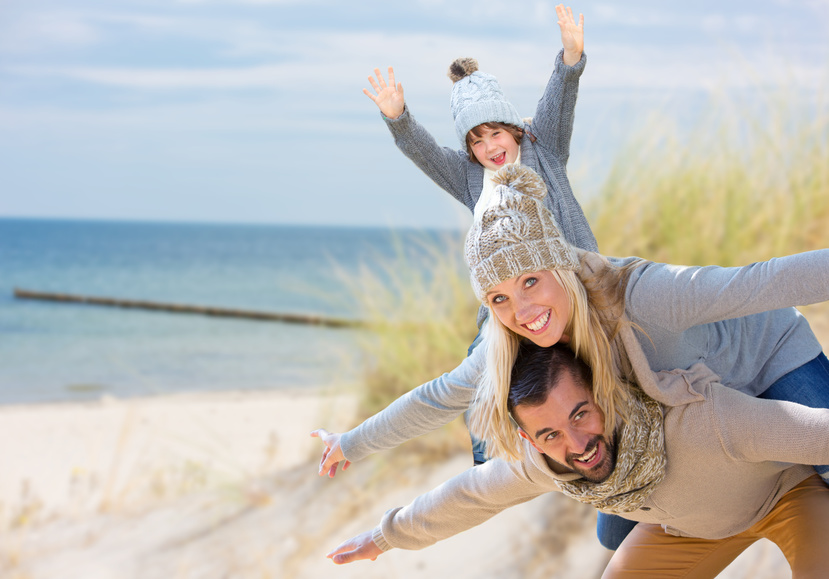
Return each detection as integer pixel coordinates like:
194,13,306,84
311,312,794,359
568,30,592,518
7,64,293,90
0,12,99,54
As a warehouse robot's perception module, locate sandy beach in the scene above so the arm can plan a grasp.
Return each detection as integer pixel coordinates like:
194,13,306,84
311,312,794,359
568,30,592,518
0,378,803,579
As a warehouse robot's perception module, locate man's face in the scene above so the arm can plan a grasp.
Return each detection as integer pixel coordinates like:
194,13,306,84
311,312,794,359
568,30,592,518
514,371,616,483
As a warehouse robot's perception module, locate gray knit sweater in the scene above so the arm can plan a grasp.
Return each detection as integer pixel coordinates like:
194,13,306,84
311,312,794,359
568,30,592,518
384,50,598,254
340,249,828,462
371,355,829,550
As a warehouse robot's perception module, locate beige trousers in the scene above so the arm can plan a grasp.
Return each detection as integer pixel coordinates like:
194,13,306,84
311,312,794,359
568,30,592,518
603,475,829,579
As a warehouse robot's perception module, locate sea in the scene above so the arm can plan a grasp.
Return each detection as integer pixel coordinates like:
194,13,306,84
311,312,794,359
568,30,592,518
0,218,464,405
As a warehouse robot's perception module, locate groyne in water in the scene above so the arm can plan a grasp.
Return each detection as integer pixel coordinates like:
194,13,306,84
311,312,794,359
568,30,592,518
13,288,362,328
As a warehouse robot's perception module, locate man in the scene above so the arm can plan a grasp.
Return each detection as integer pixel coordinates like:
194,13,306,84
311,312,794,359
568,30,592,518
327,343,829,577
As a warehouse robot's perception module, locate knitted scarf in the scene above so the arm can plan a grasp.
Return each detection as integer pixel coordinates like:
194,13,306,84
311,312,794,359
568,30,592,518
556,388,666,514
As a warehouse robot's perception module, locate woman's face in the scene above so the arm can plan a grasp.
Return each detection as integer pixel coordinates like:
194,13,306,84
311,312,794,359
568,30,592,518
486,270,571,347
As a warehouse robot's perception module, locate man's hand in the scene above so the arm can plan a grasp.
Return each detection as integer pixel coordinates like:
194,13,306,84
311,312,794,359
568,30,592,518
327,530,384,564
310,428,351,478
556,4,584,66
363,66,406,120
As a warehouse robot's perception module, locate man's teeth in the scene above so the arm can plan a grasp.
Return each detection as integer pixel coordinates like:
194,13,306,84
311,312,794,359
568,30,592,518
576,446,598,463
526,311,550,332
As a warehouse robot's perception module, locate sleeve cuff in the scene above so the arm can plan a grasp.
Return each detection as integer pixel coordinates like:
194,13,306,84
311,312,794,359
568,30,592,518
372,525,393,552
556,48,586,73
382,104,411,124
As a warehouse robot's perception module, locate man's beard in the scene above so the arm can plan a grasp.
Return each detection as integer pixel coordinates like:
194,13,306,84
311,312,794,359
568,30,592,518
564,434,617,483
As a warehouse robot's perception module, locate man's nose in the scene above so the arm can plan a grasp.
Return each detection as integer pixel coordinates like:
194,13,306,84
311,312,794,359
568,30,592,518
568,431,591,456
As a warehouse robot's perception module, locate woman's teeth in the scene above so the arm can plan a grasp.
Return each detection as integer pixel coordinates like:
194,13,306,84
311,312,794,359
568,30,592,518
526,311,550,332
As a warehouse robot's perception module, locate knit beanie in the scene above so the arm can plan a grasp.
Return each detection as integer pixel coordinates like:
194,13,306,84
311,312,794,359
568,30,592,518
465,164,580,303
448,58,523,151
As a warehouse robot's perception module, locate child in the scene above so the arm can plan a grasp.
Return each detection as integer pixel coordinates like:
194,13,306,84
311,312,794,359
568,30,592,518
363,4,597,256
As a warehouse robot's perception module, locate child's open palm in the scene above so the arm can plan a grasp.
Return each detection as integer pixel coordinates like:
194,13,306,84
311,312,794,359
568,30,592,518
556,4,584,65
364,67,405,120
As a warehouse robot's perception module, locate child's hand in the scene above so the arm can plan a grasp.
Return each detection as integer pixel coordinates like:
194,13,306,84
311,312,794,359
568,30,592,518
363,67,405,120
327,530,384,564
556,4,584,66
311,428,351,478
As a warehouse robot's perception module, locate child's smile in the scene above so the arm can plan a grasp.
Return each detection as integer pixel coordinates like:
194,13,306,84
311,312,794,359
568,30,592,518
470,126,520,171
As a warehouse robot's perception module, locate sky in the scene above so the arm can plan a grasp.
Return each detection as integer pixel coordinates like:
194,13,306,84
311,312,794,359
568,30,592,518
1,0,828,230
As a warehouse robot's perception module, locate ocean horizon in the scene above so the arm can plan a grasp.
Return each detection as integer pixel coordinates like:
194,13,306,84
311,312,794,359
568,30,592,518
0,217,466,405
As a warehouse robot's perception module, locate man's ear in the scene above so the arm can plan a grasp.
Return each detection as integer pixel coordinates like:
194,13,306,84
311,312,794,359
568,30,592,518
517,427,544,454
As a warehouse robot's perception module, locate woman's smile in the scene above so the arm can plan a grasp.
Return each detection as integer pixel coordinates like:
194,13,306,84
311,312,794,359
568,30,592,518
487,271,571,347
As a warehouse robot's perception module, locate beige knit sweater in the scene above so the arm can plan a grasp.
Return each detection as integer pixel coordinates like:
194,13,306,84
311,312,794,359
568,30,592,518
371,330,829,551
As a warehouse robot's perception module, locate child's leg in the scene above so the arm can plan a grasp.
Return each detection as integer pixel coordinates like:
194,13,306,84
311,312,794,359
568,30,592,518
758,352,829,482
597,512,639,551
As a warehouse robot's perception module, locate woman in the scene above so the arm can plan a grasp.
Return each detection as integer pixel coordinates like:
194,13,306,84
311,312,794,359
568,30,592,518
313,164,829,546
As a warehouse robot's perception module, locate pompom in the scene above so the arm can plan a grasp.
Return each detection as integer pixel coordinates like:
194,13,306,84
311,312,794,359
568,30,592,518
447,57,479,82
491,165,547,199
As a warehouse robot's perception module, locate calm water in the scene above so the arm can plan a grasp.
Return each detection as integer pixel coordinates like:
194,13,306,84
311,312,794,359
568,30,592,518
0,218,463,405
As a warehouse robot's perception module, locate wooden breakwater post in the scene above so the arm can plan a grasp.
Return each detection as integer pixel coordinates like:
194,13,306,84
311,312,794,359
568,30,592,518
13,288,363,329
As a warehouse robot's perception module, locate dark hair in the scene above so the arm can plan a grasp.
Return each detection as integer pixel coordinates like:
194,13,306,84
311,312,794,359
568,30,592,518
465,122,523,163
508,342,593,420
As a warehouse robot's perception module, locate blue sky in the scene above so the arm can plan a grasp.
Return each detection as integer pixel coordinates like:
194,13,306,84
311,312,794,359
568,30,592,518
1,0,827,229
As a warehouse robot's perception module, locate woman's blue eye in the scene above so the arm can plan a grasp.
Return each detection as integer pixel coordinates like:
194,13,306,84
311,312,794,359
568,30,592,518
525,277,537,288
492,295,505,304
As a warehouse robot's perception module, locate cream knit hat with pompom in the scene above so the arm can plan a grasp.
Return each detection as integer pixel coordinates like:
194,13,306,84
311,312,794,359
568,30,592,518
465,164,580,303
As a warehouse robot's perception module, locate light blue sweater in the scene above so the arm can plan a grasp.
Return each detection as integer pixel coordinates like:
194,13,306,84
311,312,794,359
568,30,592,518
341,249,828,462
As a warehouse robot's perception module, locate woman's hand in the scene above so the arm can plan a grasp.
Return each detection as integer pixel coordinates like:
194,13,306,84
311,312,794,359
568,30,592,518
310,428,351,478
327,530,384,564
556,4,584,66
363,66,406,120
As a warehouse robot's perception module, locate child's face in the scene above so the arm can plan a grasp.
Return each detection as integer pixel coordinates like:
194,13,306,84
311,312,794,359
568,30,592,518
469,126,520,171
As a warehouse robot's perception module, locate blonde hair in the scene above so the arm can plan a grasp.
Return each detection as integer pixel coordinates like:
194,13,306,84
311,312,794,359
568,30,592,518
468,256,643,462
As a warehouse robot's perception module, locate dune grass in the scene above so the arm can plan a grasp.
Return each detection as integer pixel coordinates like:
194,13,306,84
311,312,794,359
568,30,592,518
336,232,480,458
586,91,829,265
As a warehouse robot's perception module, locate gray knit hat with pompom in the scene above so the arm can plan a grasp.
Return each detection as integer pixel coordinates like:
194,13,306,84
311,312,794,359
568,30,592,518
448,57,523,151
465,164,580,303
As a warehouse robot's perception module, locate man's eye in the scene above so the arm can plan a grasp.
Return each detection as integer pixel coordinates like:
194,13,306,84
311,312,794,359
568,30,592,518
545,431,558,441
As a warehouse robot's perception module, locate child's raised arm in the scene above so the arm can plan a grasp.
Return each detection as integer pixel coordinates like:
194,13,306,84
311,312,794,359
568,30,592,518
556,4,584,66
363,67,406,120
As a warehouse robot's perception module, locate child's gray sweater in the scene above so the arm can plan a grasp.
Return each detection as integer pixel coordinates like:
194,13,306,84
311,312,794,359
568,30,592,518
384,50,598,253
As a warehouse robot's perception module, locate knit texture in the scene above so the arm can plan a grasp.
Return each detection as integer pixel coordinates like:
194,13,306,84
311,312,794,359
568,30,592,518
448,57,523,150
556,386,666,514
384,50,598,255
465,164,579,302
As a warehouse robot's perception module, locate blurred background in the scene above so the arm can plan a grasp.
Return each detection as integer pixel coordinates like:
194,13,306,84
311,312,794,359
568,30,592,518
1,1,828,577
